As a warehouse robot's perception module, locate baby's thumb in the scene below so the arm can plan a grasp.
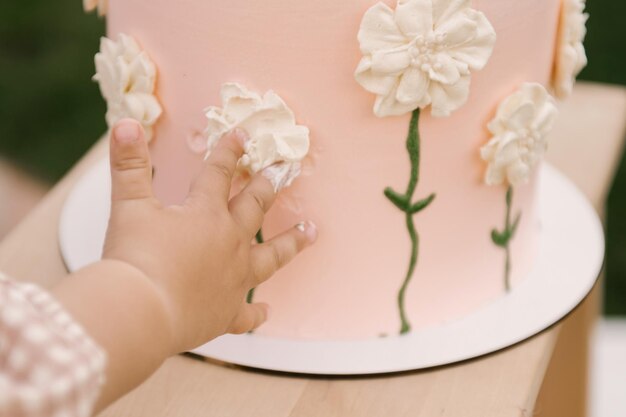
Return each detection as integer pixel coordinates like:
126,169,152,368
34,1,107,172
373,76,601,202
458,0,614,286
109,119,154,203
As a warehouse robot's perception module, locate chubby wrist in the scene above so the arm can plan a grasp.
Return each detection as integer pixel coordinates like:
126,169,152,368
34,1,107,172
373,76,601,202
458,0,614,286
98,259,178,357
55,259,178,361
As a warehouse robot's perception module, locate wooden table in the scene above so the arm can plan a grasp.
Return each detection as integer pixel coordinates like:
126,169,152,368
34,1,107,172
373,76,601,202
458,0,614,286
1,82,624,417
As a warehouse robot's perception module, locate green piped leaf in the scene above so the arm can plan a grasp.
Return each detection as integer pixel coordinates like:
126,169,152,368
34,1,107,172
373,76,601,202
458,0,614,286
492,212,522,248
384,187,409,211
491,229,510,247
409,193,436,214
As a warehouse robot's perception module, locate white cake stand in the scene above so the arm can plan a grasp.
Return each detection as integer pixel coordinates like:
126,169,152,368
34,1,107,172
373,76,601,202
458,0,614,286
59,160,604,375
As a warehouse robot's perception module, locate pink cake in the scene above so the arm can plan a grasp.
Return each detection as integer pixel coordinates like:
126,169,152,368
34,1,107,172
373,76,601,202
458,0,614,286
85,0,588,340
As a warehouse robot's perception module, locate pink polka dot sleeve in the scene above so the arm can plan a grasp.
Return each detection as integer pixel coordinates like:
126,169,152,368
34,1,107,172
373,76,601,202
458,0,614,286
0,272,107,417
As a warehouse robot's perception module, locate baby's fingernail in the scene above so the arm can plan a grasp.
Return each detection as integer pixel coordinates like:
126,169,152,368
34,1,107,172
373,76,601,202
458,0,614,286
296,221,318,243
113,120,141,144
264,305,272,320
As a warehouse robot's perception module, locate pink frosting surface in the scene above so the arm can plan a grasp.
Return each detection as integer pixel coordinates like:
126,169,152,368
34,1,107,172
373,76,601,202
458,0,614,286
107,0,561,340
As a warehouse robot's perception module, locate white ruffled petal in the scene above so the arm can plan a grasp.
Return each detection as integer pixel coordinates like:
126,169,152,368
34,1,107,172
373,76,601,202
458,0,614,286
373,82,419,117
274,127,311,161
394,0,433,38
239,93,297,134
432,0,471,27
248,133,279,170
444,10,496,71
119,35,141,61
428,53,462,84
506,102,535,131
371,48,412,75
121,93,162,141
355,0,495,118
204,83,310,189
204,107,230,150
524,82,549,104
93,34,162,142
93,55,117,102
139,94,162,124
493,91,522,125
261,91,297,120
428,75,470,117
507,161,531,187
354,57,398,96
435,10,477,46
396,67,430,106
553,0,588,98
480,137,499,161
496,133,524,166
480,83,558,187
220,83,264,123
533,101,559,135
484,163,505,186
358,2,407,54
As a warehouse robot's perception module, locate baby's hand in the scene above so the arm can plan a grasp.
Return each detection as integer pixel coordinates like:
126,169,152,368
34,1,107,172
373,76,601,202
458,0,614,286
102,119,317,354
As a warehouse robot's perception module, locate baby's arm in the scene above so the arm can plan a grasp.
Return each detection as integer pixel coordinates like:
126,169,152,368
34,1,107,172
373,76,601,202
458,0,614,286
53,120,317,413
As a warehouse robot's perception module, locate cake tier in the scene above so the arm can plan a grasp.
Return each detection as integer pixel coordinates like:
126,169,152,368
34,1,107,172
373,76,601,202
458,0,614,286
107,0,561,340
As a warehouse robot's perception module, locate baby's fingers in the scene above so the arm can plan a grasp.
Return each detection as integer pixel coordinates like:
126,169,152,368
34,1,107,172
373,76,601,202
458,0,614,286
229,174,276,236
250,221,318,286
227,302,270,334
110,119,155,203
188,129,247,206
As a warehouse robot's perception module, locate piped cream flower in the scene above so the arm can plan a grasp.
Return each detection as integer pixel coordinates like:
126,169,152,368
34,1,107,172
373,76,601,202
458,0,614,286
481,83,558,186
83,0,107,16
204,83,310,190
355,0,496,118
93,34,162,141
553,0,589,99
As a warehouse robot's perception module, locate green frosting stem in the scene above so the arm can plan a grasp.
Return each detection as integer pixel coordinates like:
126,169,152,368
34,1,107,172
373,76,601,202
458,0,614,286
491,187,521,292
255,228,265,244
504,188,512,291
246,229,265,304
384,109,436,335
397,212,419,335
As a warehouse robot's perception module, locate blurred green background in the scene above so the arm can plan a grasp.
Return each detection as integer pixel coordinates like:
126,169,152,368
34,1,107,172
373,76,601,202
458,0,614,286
0,0,625,312
0,1,105,180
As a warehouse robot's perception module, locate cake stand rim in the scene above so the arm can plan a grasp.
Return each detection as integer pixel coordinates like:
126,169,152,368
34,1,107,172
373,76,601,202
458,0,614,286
58,161,604,375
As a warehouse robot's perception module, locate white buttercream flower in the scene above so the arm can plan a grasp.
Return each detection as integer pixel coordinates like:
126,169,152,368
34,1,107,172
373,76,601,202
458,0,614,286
553,0,588,99
93,34,162,141
481,83,558,187
83,0,107,16
355,0,496,118
204,83,310,190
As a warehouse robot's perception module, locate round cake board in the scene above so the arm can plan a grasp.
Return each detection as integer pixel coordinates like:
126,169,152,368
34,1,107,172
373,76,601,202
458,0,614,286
59,159,604,375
